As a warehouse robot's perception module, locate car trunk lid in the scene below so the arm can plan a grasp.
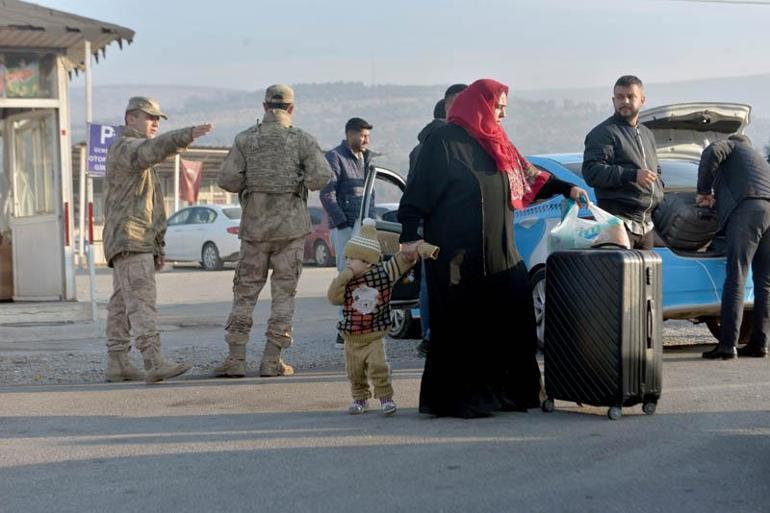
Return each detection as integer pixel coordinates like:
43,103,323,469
640,102,751,160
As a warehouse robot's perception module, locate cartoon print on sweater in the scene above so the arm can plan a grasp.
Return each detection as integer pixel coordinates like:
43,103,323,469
351,285,380,315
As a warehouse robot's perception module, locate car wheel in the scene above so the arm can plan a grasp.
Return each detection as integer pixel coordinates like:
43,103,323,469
388,308,415,339
530,267,546,350
703,315,753,345
313,241,333,267
201,242,223,271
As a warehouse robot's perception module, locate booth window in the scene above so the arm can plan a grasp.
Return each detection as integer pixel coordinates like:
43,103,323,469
13,113,56,217
0,52,58,99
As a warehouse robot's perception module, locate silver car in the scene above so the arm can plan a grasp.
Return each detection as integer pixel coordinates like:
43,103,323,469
164,204,241,270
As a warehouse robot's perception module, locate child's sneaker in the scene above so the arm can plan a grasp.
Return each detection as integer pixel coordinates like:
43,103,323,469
381,398,397,416
348,400,367,415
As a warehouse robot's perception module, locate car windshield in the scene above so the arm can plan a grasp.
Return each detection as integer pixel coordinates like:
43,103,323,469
562,159,699,191
222,208,242,220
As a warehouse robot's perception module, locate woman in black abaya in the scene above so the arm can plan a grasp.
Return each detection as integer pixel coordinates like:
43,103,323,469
398,78,588,418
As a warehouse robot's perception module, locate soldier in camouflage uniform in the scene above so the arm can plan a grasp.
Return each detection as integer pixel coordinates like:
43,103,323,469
215,84,331,377
104,96,213,383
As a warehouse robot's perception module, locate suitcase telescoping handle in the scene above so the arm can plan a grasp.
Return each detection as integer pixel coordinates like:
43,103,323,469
646,299,656,349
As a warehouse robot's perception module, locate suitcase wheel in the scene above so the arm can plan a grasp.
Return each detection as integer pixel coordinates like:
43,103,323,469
541,399,555,413
607,407,622,420
642,401,657,416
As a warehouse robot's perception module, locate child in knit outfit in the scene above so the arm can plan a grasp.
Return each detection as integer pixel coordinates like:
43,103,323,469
327,218,439,415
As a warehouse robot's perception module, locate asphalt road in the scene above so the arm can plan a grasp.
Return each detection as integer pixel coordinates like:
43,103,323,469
1,266,768,513
1,347,769,513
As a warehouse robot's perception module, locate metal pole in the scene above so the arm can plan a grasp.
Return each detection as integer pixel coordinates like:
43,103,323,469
85,40,93,124
78,145,86,262
87,180,97,322
174,154,180,212
79,40,93,267
84,40,97,321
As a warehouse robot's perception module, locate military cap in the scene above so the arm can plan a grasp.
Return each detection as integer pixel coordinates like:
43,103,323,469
264,84,294,104
124,96,168,119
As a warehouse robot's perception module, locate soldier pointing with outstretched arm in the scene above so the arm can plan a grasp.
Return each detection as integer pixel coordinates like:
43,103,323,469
103,96,213,383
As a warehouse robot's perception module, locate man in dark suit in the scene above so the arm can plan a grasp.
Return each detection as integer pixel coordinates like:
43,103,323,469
698,134,770,359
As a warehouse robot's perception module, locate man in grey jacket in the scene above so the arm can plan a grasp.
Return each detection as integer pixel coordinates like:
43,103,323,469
698,135,770,359
320,117,376,348
582,75,663,249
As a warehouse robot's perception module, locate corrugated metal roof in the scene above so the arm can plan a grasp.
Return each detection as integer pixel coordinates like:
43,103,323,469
0,0,134,72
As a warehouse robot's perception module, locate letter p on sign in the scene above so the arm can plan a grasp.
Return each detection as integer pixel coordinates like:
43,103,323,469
100,125,115,145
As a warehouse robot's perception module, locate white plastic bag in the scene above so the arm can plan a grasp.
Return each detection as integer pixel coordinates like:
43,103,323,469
548,200,630,252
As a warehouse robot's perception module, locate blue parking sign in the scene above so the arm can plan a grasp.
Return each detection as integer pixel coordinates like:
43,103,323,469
87,123,121,176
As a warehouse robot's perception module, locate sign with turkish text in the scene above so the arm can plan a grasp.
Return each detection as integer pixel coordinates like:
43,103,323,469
86,123,121,176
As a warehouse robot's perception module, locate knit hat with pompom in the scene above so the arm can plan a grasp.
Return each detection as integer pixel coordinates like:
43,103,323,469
344,218,381,265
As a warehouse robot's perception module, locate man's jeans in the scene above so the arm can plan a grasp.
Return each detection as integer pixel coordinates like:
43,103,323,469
720,199,770,348
419,259,430,340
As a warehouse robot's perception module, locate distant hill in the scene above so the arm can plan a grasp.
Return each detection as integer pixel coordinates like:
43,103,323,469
69,76,770,174
514,73,770,115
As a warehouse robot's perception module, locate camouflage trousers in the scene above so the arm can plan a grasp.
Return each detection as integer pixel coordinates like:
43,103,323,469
106,253,159,354
225,236,304,350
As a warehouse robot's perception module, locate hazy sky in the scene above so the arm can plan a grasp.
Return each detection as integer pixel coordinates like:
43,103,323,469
37,0,770,91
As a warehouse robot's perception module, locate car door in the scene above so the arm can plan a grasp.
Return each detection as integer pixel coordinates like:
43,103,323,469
358,166,419,306
189,207,217,259
165,208,194,260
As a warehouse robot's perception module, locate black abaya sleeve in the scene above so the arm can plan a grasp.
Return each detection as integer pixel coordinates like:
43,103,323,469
535,175,574,201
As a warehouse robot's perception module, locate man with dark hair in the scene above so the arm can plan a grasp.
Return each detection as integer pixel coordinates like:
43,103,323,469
321,117,377,347
697,134,770,360
443,83,468,117
409,84,468,176
407,83,468,356
433,99,446,120
104,97,213,383
582,75,663,249
344,117,373,134
214,84,331,377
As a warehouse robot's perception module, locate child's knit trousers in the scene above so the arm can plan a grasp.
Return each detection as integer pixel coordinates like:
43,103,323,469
343,332,393,401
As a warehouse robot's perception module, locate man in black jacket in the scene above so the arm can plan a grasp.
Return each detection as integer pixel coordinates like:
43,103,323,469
697,135,770,359
582,75,663,249
407,83,467,357
408,83,468,177
408,99,446,177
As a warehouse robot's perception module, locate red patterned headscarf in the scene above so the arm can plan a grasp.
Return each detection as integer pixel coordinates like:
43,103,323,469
447,78,550,210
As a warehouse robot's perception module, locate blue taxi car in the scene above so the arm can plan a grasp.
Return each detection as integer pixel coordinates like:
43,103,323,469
517,152,754,347
516,102,756,347
362,103,755,344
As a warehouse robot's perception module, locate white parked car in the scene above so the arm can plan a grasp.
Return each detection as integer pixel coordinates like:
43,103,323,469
165,204,241,270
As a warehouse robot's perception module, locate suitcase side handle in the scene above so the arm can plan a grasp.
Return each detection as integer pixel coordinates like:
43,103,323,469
647,299,655,349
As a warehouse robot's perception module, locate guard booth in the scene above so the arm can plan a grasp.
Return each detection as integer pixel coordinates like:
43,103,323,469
0,0,133,301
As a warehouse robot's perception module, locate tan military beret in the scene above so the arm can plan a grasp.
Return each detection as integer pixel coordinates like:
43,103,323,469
125,96,168,119
264,84,294,104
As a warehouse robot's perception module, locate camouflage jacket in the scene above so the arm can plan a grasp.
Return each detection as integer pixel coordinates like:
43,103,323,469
103,126,194,266
218,110,331,241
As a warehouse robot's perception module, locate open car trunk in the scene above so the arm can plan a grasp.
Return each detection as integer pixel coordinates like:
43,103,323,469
640,102,751,161
642,103,751,256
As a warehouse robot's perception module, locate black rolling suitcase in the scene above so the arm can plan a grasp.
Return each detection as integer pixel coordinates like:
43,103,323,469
542,249,662,420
